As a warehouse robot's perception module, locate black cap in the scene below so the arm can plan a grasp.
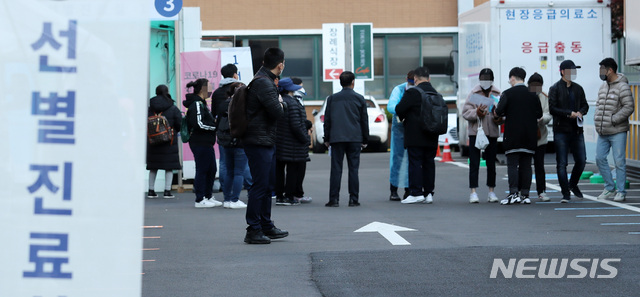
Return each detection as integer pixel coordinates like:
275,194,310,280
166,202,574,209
560,60,581,71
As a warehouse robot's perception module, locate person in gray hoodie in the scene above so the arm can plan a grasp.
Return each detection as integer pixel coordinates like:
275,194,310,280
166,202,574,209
594,58,635,202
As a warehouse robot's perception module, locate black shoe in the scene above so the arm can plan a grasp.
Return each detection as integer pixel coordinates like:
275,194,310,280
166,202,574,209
163,190,174,199
389,191,401,201
275,197,289,206
263,227,289,239
287,198,300,206
147,190,158,198
244,229,271,244
403,188,410,200
349,200,360,207
325,201,339,207
570,186,583,198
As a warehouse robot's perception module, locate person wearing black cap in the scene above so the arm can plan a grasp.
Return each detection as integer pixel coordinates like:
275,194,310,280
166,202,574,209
274,78,311,206
549,60,589,203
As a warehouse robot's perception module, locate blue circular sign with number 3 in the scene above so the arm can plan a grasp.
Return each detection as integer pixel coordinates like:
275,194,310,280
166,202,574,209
155,0,182,18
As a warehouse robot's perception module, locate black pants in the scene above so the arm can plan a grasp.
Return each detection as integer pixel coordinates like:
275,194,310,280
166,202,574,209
506,152,533,196
189,143,216,202
329,142,361,202
534,144,547,194
275,160,306,199
468,136,498,189
407,146,437,196
244,145,276,231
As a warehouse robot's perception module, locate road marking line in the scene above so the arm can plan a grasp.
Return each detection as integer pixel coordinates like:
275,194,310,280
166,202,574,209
142,260,156,262
555,207,622,211
577,214,640,218
545,183,640,213
601,222,640,226
536,201,600,204
143,248,160,251
629,232,640,235
143,236,161,239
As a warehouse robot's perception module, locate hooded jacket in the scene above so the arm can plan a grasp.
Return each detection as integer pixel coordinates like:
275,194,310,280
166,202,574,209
462,84,502,138
549,79,589,134
276,94,310,162
211,77,238,121
147,95,182,170
182,93,216,146
242,66,284,147
594,74,635,136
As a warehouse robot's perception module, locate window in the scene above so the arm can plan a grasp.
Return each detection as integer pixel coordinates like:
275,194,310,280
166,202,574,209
387,36,420,76
365,37,385,99
281,38,314,99
247,39,278,76
422,36,456,96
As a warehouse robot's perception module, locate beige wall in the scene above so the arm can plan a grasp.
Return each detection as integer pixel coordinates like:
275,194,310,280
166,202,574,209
185,0,458,31
474,0,490,6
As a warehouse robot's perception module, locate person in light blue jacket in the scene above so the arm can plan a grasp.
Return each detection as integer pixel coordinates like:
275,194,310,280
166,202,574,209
386,70,414,201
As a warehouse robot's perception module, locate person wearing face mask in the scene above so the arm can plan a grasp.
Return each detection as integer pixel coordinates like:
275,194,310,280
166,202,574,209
495,67,542,205
242,48,288,244
462,68,502,203
386,70,414,201
528,73,552,202
594,58,635,202
548,60,589,203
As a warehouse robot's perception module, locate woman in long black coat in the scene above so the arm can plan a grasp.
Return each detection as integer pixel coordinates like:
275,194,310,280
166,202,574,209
146,85,182,198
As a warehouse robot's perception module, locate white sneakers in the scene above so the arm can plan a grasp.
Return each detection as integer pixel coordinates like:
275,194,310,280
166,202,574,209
224,200,248,209
613,192,626,202
597,189,616,200
402,195,425,204
469,193,479,203
538,192,550,202
424,193,433,204
195,197,223,208
488,192,499,203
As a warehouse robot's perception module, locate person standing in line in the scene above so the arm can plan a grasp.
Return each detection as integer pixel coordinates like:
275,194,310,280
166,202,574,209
274,78,311,206
528,73,553,202
462,68,501,203
395,66,440,205
386,70,414,201
147,85,182,199
290,77,313,203
324,71,369,207
242,48,288,244
549,60,589,203
216,82,248,209
211,63,240,196
183,78,223,208
495,67,542,205
594,58,635,202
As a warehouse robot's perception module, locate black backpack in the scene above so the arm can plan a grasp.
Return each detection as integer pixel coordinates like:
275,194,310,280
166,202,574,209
415,88,448,135
216,98,236,147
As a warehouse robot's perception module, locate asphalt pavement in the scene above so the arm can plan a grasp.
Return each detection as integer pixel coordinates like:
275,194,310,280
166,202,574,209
142,151,640,297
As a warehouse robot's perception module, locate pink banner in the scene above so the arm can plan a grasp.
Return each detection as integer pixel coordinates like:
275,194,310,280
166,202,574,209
180,50,222,161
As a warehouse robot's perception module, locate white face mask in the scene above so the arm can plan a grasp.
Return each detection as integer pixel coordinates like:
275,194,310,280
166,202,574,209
479,80,493,90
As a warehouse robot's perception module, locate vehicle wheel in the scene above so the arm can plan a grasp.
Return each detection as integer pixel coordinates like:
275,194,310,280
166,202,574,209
312,140,326,154
460,145,469,157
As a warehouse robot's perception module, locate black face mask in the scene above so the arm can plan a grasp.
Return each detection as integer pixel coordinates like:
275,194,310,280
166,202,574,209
599,73,608,81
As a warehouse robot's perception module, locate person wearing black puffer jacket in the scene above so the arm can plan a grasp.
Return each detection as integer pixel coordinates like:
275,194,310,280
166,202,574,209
147,85,182,199
242,48,288,245
183,78,222,209
274,78,311,206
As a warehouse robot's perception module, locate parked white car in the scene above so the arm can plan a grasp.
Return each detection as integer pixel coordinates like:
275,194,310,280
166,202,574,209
312,95,389,153
438,113,459,150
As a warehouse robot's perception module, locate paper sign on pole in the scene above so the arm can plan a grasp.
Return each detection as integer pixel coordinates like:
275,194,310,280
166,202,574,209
0,0,149,296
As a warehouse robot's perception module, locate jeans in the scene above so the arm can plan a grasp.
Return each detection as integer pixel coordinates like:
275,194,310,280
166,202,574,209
189,144,216,202
554,132,586,198
506,152,533,196
407,146,437,196
596,132,628,194
222,146,249,202
533,144,547,194
329,142,362,202
218,145,226,191
244,145,276,231
468,136,497,189
389,116,409,189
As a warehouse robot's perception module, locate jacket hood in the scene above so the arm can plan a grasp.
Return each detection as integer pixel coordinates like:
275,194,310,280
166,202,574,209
471,83,501,94
219,77,238,86
183,93,203,108
150,95,174,112
611,73,629,85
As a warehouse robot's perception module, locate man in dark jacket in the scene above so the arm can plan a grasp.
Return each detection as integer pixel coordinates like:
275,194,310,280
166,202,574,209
495,67,543,205
275,78,310,206
242,48,288,244
549,60,589,203
324,71,369,207
396,66,439,205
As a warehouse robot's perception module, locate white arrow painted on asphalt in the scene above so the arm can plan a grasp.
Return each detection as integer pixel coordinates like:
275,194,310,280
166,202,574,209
354,221,417,245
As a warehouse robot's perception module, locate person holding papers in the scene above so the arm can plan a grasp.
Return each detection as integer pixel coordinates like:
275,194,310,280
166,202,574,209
462,68,502,204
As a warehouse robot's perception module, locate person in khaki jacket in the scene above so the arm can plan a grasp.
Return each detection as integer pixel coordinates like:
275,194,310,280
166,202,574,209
462,68,502,203
594,58,635,202
528,73,553,202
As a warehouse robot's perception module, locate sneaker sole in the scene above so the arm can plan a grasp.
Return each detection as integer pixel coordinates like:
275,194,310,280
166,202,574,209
163,196,175,199
244,238,271,244
469,200,479,204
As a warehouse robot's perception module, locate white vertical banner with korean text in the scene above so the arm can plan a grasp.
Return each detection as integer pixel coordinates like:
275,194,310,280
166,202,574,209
0,0,149,296
322,23,346,82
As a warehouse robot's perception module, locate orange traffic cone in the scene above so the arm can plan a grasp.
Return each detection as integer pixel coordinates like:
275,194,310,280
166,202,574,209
436,143,441,157
440,138,454,162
